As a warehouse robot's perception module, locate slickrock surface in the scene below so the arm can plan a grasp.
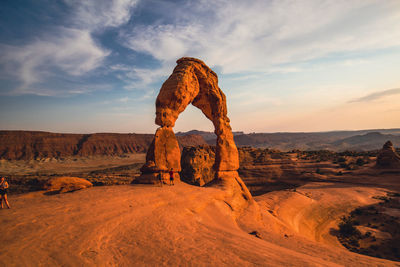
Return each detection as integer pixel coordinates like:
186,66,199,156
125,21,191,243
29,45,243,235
376,141,400,168
0,184,396,266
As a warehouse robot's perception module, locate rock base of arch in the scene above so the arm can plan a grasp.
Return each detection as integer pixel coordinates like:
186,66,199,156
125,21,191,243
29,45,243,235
135,127,181,184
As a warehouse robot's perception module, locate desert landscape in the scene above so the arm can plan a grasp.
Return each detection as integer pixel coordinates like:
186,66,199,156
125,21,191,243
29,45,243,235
1,1,400,266
1,135,399,266
1,58,399,266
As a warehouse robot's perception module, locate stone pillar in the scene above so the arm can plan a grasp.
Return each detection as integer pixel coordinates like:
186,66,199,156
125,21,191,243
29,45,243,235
135,127,181,184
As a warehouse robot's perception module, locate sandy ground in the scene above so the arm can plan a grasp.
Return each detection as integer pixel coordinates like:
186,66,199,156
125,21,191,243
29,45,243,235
0,182,398,266
0,154,146,175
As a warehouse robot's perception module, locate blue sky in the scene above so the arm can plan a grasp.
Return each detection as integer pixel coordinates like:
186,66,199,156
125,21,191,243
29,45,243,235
0,0,399,133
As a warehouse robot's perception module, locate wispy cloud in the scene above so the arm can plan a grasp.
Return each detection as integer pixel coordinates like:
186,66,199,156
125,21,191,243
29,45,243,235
0,0,138,95
110,63,173,90
122,0,400,75
349,88,400,103
65,0,138,30
1,28,109,92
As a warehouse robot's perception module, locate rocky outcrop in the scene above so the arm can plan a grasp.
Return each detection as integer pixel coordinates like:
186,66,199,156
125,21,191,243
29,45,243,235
181,145,216,186
376,141,400,168
43,177,93,193
181,146,301,195
239,147,273,164
0,131,206,160
137,57,252,208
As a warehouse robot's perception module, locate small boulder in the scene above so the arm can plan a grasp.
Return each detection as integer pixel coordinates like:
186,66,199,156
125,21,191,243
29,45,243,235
44,177,93,193
181,145,216,186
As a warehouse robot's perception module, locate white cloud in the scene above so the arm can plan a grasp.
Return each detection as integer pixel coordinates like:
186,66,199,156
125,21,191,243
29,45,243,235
0,0,138,95
1,28,109,92
349,88,400,103
118,97,130,103
122,0,400,74
110,63,174,90
65,0,138,30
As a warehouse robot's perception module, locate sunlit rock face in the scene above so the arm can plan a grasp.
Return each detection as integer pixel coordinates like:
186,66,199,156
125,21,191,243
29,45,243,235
376,140,400,169
138,127,181,183
155,57,239,172
136,57,252,206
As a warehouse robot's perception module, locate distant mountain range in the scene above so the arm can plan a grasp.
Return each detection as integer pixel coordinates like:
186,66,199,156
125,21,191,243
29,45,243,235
0,128,399,160
177,128,400,151
175,130,245,140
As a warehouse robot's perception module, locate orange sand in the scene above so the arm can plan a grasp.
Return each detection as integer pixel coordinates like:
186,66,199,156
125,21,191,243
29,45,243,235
0,182,398,266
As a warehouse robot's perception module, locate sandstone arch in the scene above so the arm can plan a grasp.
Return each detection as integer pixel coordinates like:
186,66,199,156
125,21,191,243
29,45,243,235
136,57,252,204
155,57,239,172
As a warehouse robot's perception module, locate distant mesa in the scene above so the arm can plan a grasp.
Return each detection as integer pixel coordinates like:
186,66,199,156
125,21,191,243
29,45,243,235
2,129,400,160
376,140,400,169
0,131,206,160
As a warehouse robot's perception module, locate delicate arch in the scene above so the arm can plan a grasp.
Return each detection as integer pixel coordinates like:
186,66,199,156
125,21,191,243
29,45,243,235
155,57,239,172
135,57,252,208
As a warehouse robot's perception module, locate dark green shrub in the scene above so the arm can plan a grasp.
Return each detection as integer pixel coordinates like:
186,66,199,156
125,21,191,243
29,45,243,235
348,236,360,247
339,162,348,168
356,158,365,166
338,216,361,237
352,208,363,215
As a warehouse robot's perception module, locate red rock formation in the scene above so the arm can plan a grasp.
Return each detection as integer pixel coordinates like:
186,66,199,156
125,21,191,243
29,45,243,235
138,127,182,184
155,57,239,171
181,145,216,186
0,131,84,160
376,141,400,168
76,133,153,156
137,57,252,208
0,131,206,160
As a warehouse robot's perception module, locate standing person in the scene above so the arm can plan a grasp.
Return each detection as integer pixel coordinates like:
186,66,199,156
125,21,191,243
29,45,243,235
169,168,174,186
158,171,163,187
0,177,10,209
